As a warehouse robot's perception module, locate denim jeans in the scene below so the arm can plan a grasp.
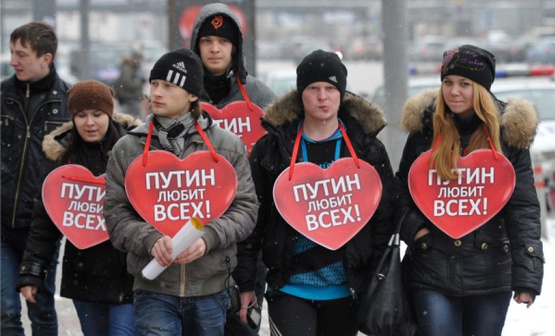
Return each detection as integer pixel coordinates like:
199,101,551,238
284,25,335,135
1,226,59,336
411,288,512,336
133,289,231,336
73,300,134,336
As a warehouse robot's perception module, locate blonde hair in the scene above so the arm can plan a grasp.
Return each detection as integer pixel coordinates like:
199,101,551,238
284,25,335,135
431,82,502,181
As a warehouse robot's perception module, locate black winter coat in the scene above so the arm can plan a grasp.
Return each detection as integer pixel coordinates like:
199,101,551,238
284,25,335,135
1,69,71,228
16,113,141,304
395,90,544,297
233,91,395,295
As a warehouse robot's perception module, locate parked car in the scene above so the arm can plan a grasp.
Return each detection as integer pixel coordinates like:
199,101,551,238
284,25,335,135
491,79,555,213
261,69,297,98
526,37,555,64
409,36,446,63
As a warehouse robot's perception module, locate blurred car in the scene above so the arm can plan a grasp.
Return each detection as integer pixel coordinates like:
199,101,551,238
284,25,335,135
409,36,446,63
1,53,15,81
346,37,383,61
491,79,555,212
370,76,440,108
526,37,555,64
261,69,297,98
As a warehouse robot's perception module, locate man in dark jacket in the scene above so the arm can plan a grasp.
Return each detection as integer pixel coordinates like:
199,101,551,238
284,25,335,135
190,3,278,335
1,21,71,335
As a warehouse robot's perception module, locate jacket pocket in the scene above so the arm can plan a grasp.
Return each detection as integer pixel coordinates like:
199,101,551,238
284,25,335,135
1,114,15,145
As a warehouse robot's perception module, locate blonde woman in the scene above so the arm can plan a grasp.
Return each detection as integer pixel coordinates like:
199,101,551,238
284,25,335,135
393,45,544,336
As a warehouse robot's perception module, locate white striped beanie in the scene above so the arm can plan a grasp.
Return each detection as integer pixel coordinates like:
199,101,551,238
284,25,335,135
149,48,203,96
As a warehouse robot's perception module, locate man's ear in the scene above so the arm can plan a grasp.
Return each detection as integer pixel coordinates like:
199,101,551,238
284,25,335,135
42,52,53,68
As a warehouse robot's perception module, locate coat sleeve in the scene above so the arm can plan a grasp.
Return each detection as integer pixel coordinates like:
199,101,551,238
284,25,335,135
17,180,63,291
234,137,272,292
393,132,434,247
503,146,544,295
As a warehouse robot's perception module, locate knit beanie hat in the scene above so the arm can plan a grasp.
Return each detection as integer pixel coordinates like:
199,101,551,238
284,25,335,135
149,48,204,96
441,44,496,90
197,14,239,48
296,49,348,99
67,80,114,118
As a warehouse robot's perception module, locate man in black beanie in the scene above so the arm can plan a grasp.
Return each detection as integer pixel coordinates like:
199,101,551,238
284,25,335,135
233,47,394,336
191,3,278,335
104,47,258,336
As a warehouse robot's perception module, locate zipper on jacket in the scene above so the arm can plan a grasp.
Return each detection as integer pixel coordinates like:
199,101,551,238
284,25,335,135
350,287,358,301
9,98,62,227
26,82,30,98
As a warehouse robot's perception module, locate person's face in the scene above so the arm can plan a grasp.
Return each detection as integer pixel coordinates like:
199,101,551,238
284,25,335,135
197,35,234,76
302,82,341,124
9,39,52,82
442,75,475,119
149,80,198,119
73,109,110,143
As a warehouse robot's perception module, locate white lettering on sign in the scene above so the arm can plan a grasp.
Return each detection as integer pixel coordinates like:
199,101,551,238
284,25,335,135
433,198,487,216
156,189,206,203
61,182,105,202
62,212,106,231
212,117,252,134
427,167,496,217
145,169,215,190
68,201,103,213
293,174,361,202
305,204,361,231
428,167,495,186
153,201,211,221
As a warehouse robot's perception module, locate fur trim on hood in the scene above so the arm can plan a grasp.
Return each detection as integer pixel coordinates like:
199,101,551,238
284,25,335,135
263,90,387,136
400,89,538,149
43,113,141,161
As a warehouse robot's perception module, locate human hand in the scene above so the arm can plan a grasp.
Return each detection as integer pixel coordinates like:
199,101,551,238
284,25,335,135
151,236,173,267
21,286,38,303
238,290,257,325
513,291,535,308
173,238,206,264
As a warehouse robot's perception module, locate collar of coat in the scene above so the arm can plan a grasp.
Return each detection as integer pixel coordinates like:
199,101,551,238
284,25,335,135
262,90,387,136
42,112,141,161
400,89,538,150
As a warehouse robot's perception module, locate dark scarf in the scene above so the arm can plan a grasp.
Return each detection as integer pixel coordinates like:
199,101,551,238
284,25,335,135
203,72,232,104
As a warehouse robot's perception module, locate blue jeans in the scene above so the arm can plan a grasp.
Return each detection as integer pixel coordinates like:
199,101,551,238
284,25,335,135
412,288,511,336
73,300,134,336
133,289,231,336
1,226,59,336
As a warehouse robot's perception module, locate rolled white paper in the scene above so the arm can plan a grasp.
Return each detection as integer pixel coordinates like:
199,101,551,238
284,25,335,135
141,217,204,280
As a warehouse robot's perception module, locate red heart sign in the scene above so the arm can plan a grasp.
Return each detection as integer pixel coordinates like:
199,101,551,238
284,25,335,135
125,150,237,237
201,101,265,156
273,158,383,250
42,165,109,249
409,149,516,239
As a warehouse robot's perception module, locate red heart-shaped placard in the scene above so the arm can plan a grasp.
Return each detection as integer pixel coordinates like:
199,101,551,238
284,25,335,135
42,165,109,249
409,149,516,239
125,150,237,237
201,101,265,155
273,158,383,250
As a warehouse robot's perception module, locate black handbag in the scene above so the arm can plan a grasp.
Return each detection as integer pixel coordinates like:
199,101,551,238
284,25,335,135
357,215,418,336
